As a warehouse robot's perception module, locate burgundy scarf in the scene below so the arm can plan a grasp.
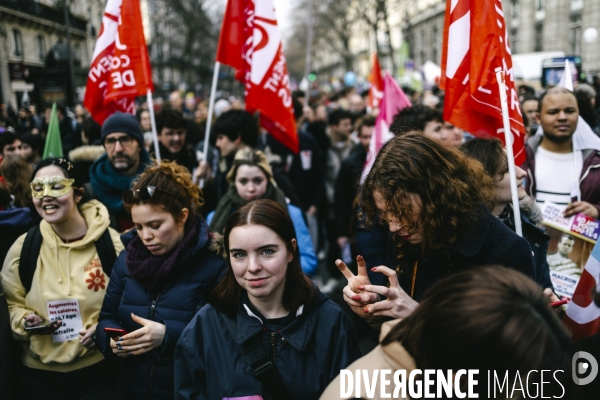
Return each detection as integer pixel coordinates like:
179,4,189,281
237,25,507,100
126,219,200,292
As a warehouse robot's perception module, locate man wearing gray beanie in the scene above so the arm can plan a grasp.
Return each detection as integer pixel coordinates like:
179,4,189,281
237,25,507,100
88,112,151,231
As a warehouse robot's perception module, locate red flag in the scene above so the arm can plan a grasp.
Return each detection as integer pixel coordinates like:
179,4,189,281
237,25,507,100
217,0,298,153
563,241,600,341
84,0,153,125
440,0,525,164
368,53,384,110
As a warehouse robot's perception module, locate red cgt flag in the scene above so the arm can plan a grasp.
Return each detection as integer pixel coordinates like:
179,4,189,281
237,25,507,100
217,0,298,153
441,0,525,164
368,53,384,110
84,0,153,125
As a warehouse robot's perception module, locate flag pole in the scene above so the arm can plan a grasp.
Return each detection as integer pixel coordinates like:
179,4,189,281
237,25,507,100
303,0,313,107
495,67,523,237
146,88,161,163
199,61,220,188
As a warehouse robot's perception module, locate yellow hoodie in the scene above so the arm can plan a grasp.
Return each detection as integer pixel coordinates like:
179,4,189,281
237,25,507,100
1,200,124,372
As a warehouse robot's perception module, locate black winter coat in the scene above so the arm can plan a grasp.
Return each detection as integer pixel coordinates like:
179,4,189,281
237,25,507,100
96,218,227,400
174,291,361,400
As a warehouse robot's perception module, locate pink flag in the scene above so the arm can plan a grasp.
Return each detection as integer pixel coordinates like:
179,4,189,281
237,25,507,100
361,73,411,182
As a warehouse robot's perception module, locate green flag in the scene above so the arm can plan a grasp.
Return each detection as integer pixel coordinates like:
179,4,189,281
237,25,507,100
43,103,63,159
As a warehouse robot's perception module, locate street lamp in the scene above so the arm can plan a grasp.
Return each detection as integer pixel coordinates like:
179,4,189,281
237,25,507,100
583,27,597,82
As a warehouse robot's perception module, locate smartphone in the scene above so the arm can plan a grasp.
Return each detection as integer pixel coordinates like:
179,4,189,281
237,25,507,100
24,320,58,332
103,327,128,339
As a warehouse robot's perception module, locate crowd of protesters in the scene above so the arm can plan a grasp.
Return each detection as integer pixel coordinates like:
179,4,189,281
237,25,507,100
0,79,599,399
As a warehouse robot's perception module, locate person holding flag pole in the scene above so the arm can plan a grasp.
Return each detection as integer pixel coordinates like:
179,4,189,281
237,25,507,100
84,0,161,162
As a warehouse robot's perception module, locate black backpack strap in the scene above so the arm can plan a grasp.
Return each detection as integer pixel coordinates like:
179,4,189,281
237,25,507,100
18,225,43,293
221,313,295,400
95,229,117,277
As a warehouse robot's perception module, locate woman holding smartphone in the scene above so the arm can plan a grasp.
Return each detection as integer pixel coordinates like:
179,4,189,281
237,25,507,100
1,158,123,399
175,199,360,400
96,160,226,400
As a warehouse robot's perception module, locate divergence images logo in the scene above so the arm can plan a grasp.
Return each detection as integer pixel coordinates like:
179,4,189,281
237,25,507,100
572,351,598,385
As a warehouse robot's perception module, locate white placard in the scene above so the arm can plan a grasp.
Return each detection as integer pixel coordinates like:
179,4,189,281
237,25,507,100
550,271,580,299
300,150,312,170
47,299,84,343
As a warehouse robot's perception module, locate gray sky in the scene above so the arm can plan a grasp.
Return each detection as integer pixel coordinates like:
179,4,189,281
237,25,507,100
273,0,292,33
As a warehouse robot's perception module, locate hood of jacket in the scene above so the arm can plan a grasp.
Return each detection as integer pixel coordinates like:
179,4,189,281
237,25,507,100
37,200,112,295
234,288,329,352
39,199,110,248
533,115,600,153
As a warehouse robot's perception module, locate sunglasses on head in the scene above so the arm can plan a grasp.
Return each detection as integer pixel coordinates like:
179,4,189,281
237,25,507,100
122,186,178,203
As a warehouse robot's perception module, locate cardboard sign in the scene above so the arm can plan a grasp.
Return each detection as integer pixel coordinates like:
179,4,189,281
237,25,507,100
541,201,599,243
47,299,83,343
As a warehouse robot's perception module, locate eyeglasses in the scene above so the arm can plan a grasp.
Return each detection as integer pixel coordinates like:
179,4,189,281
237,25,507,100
104,135,134,149
122,186,178,203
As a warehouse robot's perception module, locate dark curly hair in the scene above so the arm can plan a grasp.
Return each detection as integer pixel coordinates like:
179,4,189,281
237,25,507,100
123,160,204,221
360,132,495,265
156,108,187,133
212,109,258,148
389,104,442,136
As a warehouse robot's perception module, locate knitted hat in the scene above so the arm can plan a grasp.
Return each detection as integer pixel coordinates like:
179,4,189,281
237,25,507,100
101,112,144,147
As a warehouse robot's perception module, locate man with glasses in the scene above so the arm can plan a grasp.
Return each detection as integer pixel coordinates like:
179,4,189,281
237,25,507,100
155,108,197,172
89,112,150,231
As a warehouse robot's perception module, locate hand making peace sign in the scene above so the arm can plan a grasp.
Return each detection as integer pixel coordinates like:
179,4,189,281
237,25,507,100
336,255,419,325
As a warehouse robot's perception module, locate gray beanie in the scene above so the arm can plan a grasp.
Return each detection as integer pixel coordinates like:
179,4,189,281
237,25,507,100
101,112,144,147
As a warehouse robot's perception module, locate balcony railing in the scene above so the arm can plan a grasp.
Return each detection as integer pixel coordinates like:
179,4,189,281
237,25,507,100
0,0,87,32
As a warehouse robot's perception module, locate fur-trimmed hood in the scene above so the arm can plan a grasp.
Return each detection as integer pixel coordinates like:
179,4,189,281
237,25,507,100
68,145,105,163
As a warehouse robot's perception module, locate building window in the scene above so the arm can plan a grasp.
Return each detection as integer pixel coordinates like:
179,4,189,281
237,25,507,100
432,26,438,64
569,13,582,55
510,28,518,54
12,29,22,57
535,0,545,11
74,43,80,62
37,35,46,60
511,0,519,20
535,23,543,51
571,0,583,11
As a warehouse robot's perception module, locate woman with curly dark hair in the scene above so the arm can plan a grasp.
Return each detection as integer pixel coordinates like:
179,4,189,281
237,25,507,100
337,133,537,331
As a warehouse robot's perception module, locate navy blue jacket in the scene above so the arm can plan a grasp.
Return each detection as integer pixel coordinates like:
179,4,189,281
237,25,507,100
96,218,227,400
174,290,361,400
